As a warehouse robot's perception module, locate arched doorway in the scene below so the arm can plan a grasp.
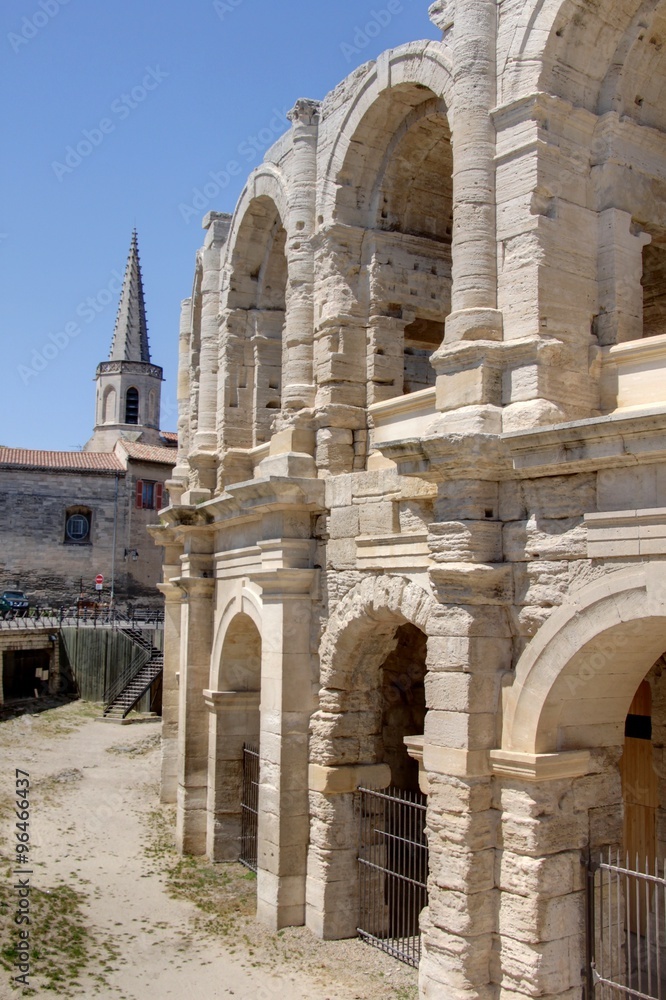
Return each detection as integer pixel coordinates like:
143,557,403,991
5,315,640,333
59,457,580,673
499,568,666,999
206,612,261,863
307,576,438,953
357,622,428,966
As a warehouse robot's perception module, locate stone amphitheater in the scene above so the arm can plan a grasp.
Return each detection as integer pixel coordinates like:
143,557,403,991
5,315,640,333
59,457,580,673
153,2,666,996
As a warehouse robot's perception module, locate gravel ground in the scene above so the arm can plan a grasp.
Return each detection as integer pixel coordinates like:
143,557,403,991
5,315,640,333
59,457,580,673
0,701,418,1000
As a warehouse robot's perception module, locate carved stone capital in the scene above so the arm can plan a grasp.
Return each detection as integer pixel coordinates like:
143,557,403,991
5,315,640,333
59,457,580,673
287,98,321,127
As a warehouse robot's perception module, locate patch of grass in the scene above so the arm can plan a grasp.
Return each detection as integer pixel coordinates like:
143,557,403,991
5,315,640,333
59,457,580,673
144,808,256,937
0,857,119,995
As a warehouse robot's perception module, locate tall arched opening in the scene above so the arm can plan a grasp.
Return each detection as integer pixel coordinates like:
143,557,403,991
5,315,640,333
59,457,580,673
206,612,261,864
496,568,666,998
222,196,287,449
333,84,453,411
307,577,436,952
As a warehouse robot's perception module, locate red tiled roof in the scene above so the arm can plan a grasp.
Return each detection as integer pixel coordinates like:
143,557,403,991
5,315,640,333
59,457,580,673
0,448,124,472
116,440,177,465
159,431,178,445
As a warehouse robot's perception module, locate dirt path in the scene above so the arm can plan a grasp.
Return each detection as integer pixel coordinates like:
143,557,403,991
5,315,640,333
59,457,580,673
0,702,417,999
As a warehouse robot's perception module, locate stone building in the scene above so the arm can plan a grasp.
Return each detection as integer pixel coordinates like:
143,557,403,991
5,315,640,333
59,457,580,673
154,2,666,996
0,232,176,608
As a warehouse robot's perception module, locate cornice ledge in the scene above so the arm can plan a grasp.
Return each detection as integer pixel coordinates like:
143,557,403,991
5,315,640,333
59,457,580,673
489,749,592,781
377,432,510,482
503,405,666,475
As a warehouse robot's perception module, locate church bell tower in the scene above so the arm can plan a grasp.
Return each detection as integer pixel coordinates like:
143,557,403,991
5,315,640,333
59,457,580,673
85,231,163,452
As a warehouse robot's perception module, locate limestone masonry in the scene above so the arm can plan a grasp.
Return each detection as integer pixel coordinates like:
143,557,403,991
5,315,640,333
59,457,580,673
153,3,666,996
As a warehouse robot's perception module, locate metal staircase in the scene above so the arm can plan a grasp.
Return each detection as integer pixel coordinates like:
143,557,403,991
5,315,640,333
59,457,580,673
103,627,163,722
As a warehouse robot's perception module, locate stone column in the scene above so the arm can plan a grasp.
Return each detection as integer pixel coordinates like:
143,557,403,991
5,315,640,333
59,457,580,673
252,554,317,930
166,298,193,505
442,0,501,345
157,573,184,805
312,225,368,475
189,212,231,500
283,99,320,413
176,558,214,855
490,749,604,1000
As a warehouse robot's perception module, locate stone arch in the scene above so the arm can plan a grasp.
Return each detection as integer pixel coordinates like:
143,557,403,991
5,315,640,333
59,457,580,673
223,163,289,277
320,41,454,228
220,171,289,449
314,575,440,766
206,588,263,863
210,586,262,691
501,0,666,119
502,565,666,755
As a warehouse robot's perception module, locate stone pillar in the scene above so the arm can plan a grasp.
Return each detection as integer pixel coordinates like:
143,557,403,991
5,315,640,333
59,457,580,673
367,315,406,406
252,555,317,930
419,748,496,1000
204,690,260,861
442,0,501,345
490,749,601,1000
419,493,512,996
189,212,231,500
596,208,651,345
305,762,391,939
157,572,184,805
176,561,214,855
313,224,368,475
166,298,193,505
283,99,320,413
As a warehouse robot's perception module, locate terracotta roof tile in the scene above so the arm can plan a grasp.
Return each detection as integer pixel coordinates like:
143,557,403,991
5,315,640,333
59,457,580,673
0,449,124,472
116,441,177,465
159,431,178,444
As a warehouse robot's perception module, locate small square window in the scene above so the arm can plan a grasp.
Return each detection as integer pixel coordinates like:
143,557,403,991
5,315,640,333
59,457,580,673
135,480,163,510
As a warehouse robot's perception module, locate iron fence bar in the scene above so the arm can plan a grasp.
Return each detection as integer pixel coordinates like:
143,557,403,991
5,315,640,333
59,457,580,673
240,743,259,872
585,850,595,1000
357,785,428,969
588,850,666,1000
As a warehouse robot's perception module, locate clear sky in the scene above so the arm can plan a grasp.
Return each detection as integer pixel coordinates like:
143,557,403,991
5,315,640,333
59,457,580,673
1,0,440,450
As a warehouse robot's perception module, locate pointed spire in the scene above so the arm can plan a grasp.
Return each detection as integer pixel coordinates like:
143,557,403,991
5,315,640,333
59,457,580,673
108,230,151,363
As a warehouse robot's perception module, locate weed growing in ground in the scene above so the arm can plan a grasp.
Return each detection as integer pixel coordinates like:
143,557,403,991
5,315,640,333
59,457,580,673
0,857,119,995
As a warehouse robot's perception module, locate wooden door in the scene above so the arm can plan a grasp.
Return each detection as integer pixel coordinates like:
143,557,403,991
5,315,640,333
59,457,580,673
620,680,658,933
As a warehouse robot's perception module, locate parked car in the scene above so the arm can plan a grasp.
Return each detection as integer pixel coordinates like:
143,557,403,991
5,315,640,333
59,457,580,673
0,590,30,618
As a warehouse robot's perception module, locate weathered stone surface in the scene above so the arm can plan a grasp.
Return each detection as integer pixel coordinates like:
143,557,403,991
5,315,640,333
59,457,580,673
158,5,666,996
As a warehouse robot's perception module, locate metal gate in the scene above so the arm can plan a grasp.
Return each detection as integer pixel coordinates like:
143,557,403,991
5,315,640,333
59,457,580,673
240,742,259,872
587,849,666,998
357,785,428,968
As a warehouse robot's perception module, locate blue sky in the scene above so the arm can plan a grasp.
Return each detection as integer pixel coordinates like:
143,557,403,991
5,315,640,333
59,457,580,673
1,1,439,449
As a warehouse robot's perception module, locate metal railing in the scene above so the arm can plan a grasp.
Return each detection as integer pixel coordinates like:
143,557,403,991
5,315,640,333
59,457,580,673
240,743,259,873
357,785,428,968
102,648,152,710
0,606,165,630
587,848,666,999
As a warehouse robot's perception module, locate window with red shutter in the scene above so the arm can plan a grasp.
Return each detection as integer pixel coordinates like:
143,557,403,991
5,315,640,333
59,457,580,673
135,480,144,509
